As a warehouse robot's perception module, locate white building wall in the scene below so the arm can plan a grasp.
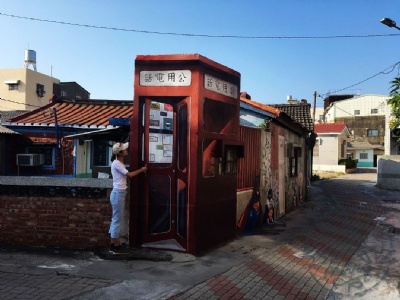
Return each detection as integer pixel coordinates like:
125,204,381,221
325,94,389,123
319,135,338,165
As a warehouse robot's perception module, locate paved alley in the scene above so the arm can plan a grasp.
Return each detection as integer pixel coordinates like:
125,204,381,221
1,170,400,299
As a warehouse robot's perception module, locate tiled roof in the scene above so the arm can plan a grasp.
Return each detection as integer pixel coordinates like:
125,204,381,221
1,110,30,123
314,122,347,134
271,103,314,132
240,97,282,117
3,98,133,129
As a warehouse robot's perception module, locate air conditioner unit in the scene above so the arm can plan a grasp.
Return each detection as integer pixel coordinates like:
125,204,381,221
16,154,45,166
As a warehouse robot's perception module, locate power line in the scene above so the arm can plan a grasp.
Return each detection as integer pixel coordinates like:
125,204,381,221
1,12,400,39
321,61,400,97
0,97,42,108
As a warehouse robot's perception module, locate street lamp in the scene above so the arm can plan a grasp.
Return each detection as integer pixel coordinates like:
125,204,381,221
380,18,400,30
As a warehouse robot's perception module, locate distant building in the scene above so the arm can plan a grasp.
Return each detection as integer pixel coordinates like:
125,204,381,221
53,82,90,100
0,50,89,111
0,68,60,110
324,94,388,164
313,122,351,172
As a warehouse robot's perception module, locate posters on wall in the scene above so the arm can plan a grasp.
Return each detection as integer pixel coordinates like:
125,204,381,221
149,102,174,164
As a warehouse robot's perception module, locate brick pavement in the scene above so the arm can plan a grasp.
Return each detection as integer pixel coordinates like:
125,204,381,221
0,271,116,300
171,178,383,300
0,175,386,300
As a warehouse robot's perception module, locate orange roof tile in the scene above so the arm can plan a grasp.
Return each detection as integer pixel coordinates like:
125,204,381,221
4,98,133,129
240,97,281,117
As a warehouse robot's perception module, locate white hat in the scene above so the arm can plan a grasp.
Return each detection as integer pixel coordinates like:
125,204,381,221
112,142,129,154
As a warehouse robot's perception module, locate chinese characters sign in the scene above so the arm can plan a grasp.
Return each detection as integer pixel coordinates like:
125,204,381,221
204,74,238,99
140,70,191,86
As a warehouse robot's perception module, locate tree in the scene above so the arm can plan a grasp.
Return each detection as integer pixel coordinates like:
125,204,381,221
387,77,400,129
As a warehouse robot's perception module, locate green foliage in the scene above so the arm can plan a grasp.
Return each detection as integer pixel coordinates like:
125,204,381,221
388,77,400,129
338,159,356,168
259,118,271,131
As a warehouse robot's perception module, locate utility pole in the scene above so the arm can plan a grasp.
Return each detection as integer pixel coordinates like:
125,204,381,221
313,91,317,123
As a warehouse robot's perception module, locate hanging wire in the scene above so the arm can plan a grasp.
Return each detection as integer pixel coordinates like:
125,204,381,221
0,97,42,108
321,61,400,97
1,12,400,39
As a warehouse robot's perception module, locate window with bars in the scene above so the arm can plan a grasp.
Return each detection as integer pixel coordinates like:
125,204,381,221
8,84,18,91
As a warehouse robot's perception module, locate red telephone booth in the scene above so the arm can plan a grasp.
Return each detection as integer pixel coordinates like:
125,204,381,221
130,54,241,255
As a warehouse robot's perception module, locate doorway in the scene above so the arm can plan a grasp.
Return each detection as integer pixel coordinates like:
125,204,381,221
141,98,189,251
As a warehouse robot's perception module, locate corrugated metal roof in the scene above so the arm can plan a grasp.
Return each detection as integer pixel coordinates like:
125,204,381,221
347,141,384,150
3,98,133,129
314,122,347,134
0,125,20,135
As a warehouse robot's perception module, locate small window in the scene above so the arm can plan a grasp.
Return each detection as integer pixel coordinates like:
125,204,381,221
318,115,324,122
36,84,46,97
61,91,67,97
290,157,297,177
289,147,301,177
371,108,378,114
367,129,379,137
8,84,18,91
354,110,360,115
222,145,238,175
360,153,368,159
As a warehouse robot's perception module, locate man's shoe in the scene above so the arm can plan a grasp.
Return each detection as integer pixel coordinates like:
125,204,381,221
109,243,129,255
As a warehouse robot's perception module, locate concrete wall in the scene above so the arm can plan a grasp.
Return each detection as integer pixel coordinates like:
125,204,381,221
325,94,388,123
236,189,252,222
0,68,59,110
313,164,346,173
314,135,338,165
377,155,400,191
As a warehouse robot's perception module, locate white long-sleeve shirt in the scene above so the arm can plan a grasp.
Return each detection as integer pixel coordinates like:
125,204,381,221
111,160,129,189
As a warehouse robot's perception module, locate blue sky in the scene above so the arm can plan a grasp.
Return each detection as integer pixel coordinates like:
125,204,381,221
0,1,399,107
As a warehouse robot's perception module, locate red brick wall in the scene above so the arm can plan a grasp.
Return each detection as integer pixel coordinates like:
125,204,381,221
0,195,112,249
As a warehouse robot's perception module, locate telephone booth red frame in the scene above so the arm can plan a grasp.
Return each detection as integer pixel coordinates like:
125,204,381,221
130,54,241,255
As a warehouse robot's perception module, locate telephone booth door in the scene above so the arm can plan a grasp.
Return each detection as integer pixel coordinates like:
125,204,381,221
142,97,189,251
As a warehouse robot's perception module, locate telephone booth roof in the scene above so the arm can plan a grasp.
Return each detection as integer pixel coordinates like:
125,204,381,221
135,53,240,78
